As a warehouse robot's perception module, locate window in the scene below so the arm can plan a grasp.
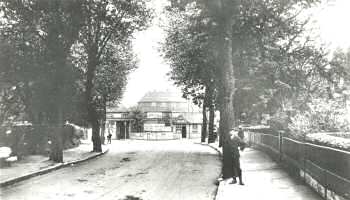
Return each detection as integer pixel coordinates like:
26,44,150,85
147,112,162,118
192,124,198,133
151,102,156,106
176,125,182,133
162,112,170,118
165,121,171,126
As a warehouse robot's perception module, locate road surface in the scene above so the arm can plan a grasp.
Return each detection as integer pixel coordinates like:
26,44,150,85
0,140,221,200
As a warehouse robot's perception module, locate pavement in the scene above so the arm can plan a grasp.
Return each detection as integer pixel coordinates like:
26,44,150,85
207,142,323,200
0,140,108,187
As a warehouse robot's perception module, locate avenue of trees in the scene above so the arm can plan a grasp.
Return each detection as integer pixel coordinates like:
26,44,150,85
163,0,349,178
0,0,152,161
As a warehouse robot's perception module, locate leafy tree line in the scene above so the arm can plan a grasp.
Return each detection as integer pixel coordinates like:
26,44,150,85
288,48,350,136
162,0,348,178
0,0,152,161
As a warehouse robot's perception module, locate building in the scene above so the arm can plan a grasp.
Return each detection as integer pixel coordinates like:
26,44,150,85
138,90,202,139
105,106,133,139
106,90,203,140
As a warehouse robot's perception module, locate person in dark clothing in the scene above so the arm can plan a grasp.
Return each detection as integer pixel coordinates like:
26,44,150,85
107,133,112,144
230,127,246,185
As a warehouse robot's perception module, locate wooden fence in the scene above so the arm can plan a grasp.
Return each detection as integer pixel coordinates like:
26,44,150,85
247,130,350,200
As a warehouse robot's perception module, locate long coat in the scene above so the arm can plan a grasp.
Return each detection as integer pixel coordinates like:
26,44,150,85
230,130,246,177
222,138,235,178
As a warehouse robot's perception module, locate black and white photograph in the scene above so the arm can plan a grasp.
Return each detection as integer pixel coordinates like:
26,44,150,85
0,0,349,199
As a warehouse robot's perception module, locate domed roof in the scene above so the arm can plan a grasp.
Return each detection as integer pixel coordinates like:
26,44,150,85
138,90,187,103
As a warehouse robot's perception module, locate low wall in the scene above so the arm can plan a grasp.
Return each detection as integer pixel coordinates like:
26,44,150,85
130,132,181,140
246,130,350,200
129,132,201,140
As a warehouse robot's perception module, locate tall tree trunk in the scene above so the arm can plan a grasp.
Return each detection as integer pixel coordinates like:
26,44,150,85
201,87,209,142
47,55,66,163
91,117,102,152
208,103,215,143
218,105,224,147
49,127,63,162
100,100,107,145
49,107,64,163
86,49,102,152
207,85,215,143
201,104,208,142
214,0,236,179
46,2,71,162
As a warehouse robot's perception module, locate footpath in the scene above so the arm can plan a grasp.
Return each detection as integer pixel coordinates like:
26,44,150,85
207,142,323,200
0,140,108,187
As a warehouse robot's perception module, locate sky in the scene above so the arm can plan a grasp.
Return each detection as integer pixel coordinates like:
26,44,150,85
120,0,350,107
120,0,175,107
310,0,350,50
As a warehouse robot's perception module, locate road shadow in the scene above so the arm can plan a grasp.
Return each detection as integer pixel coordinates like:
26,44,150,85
120,195,143,200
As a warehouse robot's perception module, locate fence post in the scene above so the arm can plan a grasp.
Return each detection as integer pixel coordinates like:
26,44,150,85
278,131,283,162
303,135,307,183
247,131,251,146
324,169,328,200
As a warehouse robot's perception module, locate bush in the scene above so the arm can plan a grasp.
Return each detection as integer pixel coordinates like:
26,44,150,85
306,132,350,151
0,124,85,158
287,98,350,140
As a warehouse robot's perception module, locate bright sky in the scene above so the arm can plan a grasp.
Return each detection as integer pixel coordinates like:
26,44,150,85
120,0,176,107
120,0,350,107
310,0,350,50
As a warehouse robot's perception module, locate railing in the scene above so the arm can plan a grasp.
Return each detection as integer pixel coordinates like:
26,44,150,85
247,131,350,200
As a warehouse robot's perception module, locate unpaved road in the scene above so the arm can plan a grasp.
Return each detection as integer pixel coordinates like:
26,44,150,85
0,140,221,200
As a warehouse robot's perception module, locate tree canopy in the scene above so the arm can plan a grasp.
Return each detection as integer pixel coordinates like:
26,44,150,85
163,0,344,178
0,0,153,155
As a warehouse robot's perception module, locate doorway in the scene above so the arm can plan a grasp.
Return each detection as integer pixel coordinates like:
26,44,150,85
181,126,187,138
116,121,129,139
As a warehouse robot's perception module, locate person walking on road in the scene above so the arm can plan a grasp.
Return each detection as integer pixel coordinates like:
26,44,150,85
230,127,246,185
107,133,112,144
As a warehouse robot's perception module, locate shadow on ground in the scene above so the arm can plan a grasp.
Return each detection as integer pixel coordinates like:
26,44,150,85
120,195,143,200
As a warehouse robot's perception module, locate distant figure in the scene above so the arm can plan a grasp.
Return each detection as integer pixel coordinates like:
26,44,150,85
107,133,112,144
230,127,246,185
238,127,245,142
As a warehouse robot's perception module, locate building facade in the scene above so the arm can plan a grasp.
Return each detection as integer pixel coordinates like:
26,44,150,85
105,106,133,140
106,90,202,140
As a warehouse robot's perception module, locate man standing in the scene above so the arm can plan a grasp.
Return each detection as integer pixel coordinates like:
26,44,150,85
107,133,112,144
230,127,246,185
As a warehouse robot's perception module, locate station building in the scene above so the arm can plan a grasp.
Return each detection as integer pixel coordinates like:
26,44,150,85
106,90,202,140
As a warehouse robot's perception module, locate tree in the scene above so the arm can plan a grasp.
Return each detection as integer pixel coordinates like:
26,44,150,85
286,47,350,137
75,0,152,152
163,4,217,143
93,41,137,144
128,106,146,132
1,0,84,162
166,0,324,178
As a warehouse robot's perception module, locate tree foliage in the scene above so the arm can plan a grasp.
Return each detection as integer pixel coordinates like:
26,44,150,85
0,0,84,125
0,0,153,155
0,0,85,162
74,0,152,152
164,0,329,178
128,106,146,132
